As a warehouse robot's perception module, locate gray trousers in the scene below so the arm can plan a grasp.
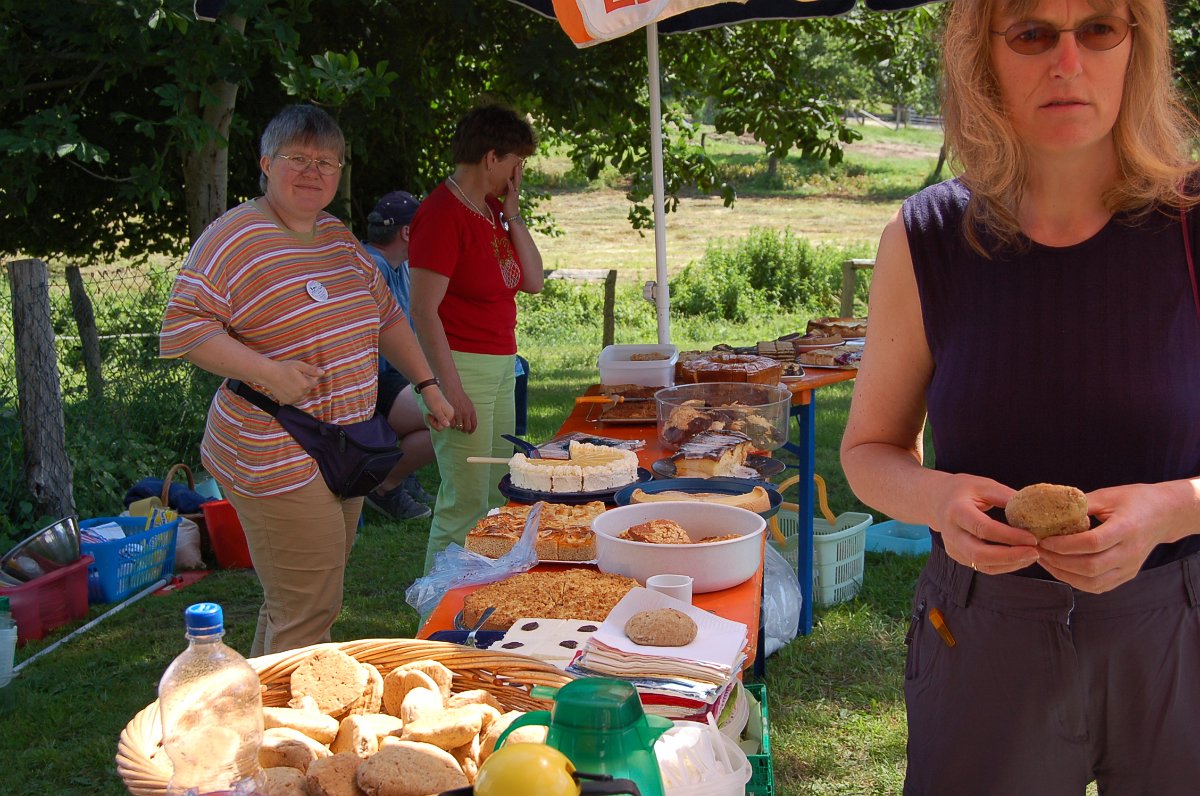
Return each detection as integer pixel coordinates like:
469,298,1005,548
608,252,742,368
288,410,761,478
904,543,1200,795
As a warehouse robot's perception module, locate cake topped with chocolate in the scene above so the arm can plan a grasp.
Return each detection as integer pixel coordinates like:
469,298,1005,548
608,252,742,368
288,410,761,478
671,431,753,478
662,399,781,448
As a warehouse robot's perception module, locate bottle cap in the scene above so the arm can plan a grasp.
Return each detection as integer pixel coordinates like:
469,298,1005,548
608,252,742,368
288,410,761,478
0,596,8,613
184,602,224,636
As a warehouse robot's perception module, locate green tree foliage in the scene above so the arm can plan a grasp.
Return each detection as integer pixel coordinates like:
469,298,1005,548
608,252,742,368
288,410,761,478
1171,0,1200,113
0,0,311,262
680,23,862,170
1,0,946,264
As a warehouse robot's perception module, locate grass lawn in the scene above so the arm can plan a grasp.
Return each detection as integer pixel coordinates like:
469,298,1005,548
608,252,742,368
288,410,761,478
527,123,944,283
2,123,948,795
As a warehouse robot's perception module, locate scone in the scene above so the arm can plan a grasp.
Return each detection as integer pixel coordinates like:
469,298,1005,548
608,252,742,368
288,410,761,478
618,519,692,544
262,766,309,796
1005,483,1090,540
356,741,468,796
306,752,363,796
624,608,698,646
290,649,369,717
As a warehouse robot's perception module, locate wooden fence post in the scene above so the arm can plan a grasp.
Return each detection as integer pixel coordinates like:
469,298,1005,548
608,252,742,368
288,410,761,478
602,269,616,349
544,268,618,349
66,266,104,400
7,258,75,518
839,259,876,318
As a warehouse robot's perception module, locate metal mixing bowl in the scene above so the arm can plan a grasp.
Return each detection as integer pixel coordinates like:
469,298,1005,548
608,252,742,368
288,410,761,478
1,515,81,582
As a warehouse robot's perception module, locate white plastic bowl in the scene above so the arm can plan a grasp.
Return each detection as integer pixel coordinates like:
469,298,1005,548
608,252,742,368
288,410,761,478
592,502,765,593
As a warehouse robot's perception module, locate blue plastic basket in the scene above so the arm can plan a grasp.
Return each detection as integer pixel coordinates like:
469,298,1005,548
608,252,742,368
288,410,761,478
80,516,178,603
866,520,932,556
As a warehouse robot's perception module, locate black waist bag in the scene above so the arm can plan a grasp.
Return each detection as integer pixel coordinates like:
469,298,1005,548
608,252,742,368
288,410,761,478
227,380,402,499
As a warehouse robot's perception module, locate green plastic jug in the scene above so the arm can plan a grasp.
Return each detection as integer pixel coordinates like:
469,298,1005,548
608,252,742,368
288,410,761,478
495,678,672,796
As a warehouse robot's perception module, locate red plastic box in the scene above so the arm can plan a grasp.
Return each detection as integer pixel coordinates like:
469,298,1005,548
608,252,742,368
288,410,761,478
201,500,253,569
0,554,93,645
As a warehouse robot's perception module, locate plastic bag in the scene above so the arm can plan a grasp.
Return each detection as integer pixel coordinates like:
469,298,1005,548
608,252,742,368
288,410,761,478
406,503,543,617
174,516,205,570
762,540,802,656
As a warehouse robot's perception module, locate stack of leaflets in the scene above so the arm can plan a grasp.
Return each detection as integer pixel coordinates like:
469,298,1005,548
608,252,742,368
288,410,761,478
567,588,747,721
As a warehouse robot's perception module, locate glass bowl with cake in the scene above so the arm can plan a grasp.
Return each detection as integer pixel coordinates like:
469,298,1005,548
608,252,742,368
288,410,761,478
655,382,791,452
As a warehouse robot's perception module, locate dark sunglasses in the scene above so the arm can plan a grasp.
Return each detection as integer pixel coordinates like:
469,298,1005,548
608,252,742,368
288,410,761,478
991,16,1136,56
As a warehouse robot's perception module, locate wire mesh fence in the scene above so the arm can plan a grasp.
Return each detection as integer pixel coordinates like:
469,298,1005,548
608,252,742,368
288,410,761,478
1,258,219,539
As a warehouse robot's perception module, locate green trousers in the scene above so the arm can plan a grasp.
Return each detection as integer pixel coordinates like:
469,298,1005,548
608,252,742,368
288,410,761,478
417,351,515,574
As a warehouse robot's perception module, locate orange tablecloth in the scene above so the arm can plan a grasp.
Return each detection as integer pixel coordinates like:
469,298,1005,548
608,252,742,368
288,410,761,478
417,369,858,658
417,388,779,667
419,553,763,664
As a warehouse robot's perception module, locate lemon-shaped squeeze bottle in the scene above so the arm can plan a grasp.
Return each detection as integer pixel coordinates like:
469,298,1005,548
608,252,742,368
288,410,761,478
473,744,579,796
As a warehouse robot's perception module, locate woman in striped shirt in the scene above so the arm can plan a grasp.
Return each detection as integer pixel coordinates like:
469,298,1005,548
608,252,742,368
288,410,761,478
160,105,452,655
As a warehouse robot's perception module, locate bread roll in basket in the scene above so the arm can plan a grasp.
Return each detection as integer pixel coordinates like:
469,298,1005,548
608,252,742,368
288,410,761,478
116,638,571,796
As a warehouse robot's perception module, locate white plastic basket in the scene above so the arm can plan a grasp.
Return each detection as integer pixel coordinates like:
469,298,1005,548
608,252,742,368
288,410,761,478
769,475,872,607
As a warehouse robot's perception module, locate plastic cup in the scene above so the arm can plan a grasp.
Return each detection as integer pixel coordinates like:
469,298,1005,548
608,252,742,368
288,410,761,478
0,624,17,688
646,574,693,604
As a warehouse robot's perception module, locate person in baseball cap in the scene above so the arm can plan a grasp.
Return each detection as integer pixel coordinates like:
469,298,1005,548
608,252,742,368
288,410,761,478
362,190,436,521
369,190,420,231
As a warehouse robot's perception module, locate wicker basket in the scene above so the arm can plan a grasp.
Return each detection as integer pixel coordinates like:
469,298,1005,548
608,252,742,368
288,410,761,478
161,463,211,566
116,638,572,796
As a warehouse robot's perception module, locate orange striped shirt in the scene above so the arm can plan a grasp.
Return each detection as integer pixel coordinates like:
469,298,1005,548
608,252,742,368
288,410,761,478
159,202,404,497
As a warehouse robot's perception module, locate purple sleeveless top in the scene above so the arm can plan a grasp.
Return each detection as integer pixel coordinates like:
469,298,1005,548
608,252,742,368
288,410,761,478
903,179,1200,571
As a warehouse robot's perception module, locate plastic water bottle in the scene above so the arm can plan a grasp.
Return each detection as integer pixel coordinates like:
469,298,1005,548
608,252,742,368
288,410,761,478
158,603,265,796
0,596,17,688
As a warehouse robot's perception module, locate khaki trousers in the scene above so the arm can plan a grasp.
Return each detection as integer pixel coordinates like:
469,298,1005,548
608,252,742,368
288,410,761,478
225,477,362,656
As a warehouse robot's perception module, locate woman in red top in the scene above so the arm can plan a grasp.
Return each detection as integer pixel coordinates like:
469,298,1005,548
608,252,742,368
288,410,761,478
410,103,544,572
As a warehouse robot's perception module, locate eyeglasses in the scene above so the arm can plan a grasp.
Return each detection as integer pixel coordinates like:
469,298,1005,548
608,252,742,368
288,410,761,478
275,153,344,177
991,16,1136,56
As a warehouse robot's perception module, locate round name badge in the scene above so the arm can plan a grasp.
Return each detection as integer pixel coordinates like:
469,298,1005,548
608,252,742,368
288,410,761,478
306,279,328,302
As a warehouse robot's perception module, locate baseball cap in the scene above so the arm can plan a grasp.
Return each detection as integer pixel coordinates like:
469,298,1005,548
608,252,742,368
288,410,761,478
369,191,420,227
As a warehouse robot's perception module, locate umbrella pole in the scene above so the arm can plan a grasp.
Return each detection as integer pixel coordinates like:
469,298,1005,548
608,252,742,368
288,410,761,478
646,22,671,345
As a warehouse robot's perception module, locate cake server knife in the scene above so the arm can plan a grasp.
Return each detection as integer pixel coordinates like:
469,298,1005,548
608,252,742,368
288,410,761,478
575,395,654,404
502,434,542,458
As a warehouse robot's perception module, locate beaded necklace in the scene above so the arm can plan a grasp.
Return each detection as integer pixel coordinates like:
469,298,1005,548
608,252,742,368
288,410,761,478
446,176,495,226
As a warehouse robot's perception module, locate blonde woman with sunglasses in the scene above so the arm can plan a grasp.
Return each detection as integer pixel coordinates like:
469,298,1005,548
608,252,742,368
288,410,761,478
841,0,1200,792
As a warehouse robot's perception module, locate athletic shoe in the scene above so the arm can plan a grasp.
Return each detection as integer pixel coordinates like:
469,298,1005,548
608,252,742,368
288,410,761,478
365,484,431,520
403,475,436,505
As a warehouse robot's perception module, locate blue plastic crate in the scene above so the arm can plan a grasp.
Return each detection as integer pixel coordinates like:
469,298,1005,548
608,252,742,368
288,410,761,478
866,520,932,556
80,516,178,603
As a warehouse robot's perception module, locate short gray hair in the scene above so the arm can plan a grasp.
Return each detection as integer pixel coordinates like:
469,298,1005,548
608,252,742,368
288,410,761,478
258,105,345,192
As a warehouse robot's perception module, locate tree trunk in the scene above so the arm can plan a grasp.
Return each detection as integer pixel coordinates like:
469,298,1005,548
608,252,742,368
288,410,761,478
766,155,778,182
931,143,947,183
181,13,247,242
336,139,353,222
7,259,75,518
65,265,104,400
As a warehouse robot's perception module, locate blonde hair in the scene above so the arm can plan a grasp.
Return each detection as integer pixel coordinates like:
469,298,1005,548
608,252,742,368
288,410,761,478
941,0,1200,254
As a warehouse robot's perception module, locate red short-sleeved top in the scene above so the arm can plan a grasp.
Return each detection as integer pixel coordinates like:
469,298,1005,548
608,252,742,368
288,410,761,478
159,202,405,496
408,183,523,355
